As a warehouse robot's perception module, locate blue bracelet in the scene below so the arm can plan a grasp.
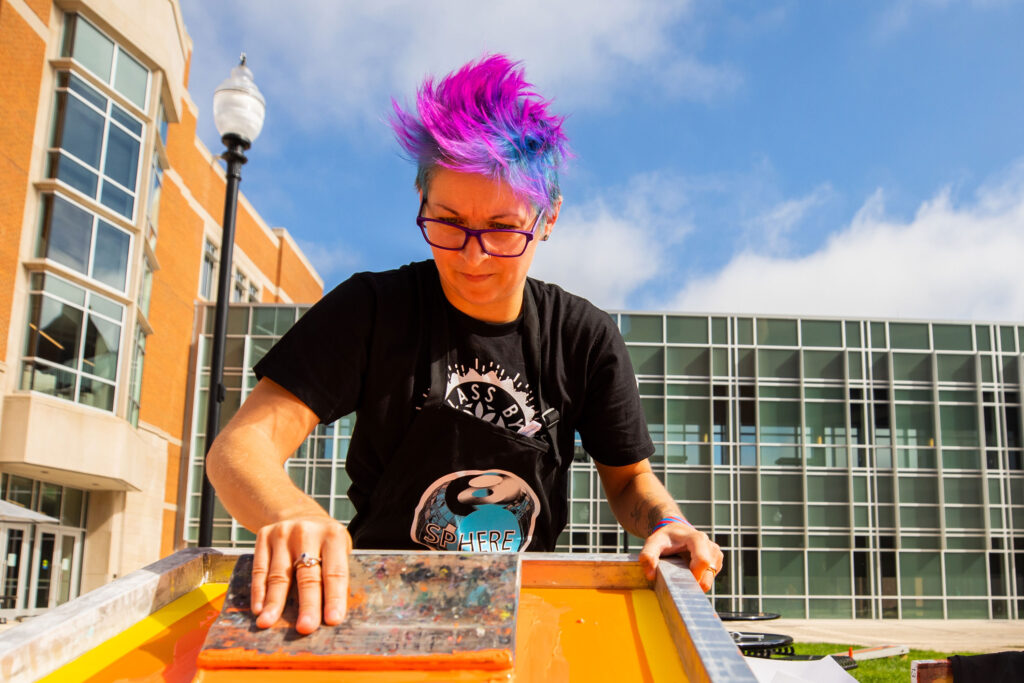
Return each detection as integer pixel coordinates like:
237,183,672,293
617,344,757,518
651,516,693,533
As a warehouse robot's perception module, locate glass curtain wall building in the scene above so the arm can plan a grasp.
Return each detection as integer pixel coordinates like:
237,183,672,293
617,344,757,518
187,306,1024,620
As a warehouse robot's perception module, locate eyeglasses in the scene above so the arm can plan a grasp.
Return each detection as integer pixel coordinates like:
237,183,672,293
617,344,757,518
417,204,544,258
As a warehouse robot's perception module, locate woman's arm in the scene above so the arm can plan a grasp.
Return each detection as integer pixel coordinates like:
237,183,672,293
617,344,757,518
206,377,351,634
595,459,723,591
207,378,321,526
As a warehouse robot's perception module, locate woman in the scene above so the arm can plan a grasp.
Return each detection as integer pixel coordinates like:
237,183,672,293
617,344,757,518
207,54,723,635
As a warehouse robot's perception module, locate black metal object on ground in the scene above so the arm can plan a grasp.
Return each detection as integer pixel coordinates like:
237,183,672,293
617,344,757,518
730,631,795,657
716,611,781,621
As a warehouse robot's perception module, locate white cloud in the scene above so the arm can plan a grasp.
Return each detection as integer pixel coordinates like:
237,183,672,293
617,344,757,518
874,0,1011,38
666,164,1024,321
741,183,834,255
530,172,691,308
181,0,738,140
661,58,744,103
530,205,661,309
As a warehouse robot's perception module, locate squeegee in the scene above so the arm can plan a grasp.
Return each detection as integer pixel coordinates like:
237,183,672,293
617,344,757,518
195,552,519,680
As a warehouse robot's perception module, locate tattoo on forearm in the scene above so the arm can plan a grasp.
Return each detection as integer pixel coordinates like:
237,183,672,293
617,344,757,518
628,491,678,536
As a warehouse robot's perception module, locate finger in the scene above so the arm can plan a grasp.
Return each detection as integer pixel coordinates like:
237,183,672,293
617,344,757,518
251,528,271,615
321,527,350,626
638,531,673,581
691,547,724,592
696,565,716,592
294,556,324,635
256,536,293,629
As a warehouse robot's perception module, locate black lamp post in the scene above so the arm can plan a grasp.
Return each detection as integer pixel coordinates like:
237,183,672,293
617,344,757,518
198,54,266,547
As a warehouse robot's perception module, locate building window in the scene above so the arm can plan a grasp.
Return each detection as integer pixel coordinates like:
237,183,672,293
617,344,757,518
248,282,260,303
61,14,149,110
3,473,35,509
47,72,144,220
232,271,247,303
36,193,132,292
127,324,146,427
156,101,168,145
20,272,123,411
200,239,217,300
1,474,88,529
138,256,153,318
146,153,162,242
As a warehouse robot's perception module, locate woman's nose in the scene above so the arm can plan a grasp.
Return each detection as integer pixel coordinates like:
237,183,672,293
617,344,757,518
461,234,489,264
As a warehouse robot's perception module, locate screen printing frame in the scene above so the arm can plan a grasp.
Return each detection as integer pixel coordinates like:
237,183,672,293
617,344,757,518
0,548,756,682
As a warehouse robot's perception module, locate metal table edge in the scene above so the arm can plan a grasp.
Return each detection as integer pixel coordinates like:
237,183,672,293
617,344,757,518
0,547,236,683
655,557,758,682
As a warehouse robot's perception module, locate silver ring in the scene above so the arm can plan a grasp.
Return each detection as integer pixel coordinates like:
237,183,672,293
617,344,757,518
293,552,322,569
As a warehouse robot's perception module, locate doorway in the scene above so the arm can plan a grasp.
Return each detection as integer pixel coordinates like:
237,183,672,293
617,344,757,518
0,524,30,617
28,525,82,612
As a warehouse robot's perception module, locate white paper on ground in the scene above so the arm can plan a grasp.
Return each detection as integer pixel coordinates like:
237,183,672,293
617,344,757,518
744,655,858,683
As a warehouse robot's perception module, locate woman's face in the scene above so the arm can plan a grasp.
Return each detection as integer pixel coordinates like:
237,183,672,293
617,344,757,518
421,167,557,323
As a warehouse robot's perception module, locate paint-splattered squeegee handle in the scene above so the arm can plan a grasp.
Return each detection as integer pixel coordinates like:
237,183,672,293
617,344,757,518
196,552,519,671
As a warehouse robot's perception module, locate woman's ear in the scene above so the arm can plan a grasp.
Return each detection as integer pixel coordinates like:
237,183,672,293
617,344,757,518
541,196,562,241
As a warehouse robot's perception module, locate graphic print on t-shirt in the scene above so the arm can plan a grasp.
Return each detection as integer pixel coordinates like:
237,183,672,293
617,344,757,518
442,359,536,432
410,469,541,552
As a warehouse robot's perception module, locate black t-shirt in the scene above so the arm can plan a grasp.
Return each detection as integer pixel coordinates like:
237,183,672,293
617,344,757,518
254,260,653,546
435,303,536,431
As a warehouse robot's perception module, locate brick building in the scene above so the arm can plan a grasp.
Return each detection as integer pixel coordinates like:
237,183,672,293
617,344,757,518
0,0,322,619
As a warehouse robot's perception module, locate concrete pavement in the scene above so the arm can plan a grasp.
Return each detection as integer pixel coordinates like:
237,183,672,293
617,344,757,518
750,619,1024,654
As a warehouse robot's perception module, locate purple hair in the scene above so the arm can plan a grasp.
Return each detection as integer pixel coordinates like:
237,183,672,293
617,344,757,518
390,55,570,213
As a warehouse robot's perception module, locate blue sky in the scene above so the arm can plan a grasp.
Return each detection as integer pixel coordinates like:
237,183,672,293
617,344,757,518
180,0,1024,321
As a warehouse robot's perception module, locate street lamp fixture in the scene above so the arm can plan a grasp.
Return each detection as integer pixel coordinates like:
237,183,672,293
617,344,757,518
199,54,266,547
213,54,266,145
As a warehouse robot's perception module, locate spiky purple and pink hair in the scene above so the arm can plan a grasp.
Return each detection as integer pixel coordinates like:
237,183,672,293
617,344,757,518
390,55,570,213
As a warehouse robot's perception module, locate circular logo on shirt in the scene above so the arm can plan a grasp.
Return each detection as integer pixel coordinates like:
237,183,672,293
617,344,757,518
410,470,540,552
442,364,536,431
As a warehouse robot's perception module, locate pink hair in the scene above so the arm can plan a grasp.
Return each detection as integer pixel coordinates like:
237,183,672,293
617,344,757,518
390,54,570,212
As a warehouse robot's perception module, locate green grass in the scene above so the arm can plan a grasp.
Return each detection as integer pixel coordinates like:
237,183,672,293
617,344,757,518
789,642,978,682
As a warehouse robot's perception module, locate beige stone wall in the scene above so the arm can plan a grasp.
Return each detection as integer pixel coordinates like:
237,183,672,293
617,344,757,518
80,490,122,592
117,426,168,577
0,394,165,492
0,393,167,592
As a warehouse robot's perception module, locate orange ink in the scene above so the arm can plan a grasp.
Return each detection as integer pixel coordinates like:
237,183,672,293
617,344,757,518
52,585,688,682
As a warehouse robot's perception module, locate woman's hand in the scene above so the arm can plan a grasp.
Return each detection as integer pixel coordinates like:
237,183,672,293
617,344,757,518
594,460,724,592
638,522,724,591
251,515,352,634
205,378,346,634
